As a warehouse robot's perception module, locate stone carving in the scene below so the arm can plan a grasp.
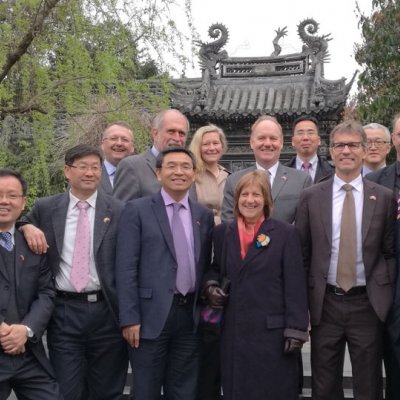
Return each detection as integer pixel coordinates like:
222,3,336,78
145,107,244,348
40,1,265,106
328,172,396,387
270,27,288,57
298,18,331,74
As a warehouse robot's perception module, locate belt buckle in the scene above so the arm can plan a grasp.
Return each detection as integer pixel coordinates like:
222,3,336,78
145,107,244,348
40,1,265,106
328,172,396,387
333,286,344,296
87,294,98,302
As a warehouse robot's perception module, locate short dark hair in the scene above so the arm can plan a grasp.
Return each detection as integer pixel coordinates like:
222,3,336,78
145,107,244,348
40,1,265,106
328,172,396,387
156,147,196,170
0,169,28,196
65,144,103,166
292,115,319,132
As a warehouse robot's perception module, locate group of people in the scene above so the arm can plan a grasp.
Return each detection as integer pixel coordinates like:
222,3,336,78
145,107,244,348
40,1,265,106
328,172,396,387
0,107,400,400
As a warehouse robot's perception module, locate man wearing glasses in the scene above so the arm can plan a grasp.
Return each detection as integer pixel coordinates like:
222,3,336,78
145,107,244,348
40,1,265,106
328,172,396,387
19,144,128,400
296,120,396,400
100,122,134,194
286,115,334,183
362,123,391,176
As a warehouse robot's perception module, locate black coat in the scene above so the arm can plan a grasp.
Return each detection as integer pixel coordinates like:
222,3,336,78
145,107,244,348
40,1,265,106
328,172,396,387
209,218,308,400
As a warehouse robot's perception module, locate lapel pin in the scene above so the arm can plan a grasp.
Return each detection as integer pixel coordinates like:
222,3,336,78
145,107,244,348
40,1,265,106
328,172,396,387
281,176,287,181
20,255,25,262
196,220,201,226
369,195,376,201
103,217,111,224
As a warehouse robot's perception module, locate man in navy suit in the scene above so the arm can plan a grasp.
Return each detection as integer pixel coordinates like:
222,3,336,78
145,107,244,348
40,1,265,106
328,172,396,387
20,145,128,400
116,147,214,400
0,169,61,399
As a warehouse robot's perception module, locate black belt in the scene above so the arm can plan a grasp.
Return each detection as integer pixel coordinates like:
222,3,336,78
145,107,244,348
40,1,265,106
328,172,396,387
326,284,367,296
57,290,104,302
173,293,195,306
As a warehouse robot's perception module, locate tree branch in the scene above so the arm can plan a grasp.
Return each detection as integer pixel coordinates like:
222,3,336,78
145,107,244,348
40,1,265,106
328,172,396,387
0,0,62,84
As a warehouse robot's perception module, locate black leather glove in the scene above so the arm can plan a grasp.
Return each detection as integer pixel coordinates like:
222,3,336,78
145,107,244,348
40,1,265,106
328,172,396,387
284,338,303,354
205,285,229,308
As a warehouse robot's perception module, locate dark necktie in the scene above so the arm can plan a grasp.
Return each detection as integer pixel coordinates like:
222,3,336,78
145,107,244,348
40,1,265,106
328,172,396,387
336,184,357,291
71,201,90,292
171,203,192,295
0,232,13,252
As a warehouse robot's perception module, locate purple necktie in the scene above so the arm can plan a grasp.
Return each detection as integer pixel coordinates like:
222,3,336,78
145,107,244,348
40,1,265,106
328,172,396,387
172,202,192,295
71,201,90,292
302,162,311,175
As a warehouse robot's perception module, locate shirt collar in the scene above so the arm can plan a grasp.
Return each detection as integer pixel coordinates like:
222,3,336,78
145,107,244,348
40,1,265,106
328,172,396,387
103,160,116,176
256,161,279,175
333,174,363,192
69,190,97,209
295,154,318,170
160,188,190,209
151,146,159,159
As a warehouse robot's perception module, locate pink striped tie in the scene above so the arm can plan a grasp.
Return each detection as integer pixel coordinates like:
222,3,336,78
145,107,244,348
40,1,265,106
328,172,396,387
71,201,90,292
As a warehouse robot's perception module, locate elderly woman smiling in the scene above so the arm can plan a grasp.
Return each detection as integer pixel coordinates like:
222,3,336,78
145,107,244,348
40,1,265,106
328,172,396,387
204,170,309,400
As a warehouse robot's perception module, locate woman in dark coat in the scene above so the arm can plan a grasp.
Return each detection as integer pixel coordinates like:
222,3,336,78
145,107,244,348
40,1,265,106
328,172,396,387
204,170,309,400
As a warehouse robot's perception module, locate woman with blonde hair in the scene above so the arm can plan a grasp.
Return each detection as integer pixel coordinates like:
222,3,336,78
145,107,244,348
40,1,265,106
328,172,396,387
189,124,230,225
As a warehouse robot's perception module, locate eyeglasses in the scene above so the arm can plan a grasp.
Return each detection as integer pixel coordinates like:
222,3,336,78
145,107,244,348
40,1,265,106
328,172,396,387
103,136,132,144
331,142,363,151
366,139,390,148
68,165,101,173
162,163,194,172
0,193,24,200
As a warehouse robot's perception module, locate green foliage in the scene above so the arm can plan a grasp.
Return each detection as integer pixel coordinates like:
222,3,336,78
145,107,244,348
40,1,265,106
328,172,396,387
355,0,400,128
0,0,193,204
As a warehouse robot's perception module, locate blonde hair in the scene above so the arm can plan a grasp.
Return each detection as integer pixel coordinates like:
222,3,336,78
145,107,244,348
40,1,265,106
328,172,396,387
233,171,273,219
188,124,227,175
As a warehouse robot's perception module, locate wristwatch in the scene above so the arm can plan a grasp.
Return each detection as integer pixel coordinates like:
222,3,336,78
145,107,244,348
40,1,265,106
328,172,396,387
25,326,34,339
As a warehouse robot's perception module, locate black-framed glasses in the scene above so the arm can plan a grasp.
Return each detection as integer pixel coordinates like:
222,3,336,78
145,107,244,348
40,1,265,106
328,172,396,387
366,139,390,148
331,142,363,151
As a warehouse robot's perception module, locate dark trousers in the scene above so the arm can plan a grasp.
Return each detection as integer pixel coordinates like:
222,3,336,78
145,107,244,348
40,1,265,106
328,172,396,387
383,327,400,399
197,326,221,400
130,296,201,400
311,291,383,400
0,350,62,400
47,296,128,400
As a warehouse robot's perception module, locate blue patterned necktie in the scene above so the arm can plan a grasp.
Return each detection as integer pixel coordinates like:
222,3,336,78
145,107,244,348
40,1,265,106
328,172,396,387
0,232,13,252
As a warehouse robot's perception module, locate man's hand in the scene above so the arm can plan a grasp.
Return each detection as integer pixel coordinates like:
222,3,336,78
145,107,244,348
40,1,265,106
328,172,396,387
205,285,229,308
284,337,303,354
20,224,49,254
122,325,140,348
0,323,27,355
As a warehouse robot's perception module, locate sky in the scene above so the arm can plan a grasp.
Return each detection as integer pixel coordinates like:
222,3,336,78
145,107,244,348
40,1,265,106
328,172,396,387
175,0,374,94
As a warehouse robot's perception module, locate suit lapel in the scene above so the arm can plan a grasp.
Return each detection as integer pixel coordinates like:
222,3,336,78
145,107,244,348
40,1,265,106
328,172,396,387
93,193,113,256
51,193,69,255
145,149,157,177
272,163,288,200
319,180,333,247
152,193,176,260
241,218,275,269
14,231,27,288
362,180,377,243
189,199,201,264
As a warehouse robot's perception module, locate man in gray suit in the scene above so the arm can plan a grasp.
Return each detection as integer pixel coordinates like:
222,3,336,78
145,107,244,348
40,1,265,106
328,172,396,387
113,109,189,202
20,145,128,400
221,115,312,223
99,121,134,194
296,120,396,400
116,147,214,400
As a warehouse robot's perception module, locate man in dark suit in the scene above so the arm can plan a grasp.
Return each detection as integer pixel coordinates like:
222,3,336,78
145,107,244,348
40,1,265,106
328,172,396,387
221,115,312,223
0,169,61,399
116,147,214,400
100,121,134,194
113,109,189,202
20,145,128,400
296,120,396,400
365,113,400,399
285,115,334,183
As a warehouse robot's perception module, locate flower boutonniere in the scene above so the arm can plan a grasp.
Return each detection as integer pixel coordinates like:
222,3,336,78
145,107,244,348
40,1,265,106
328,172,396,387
256,233,271,248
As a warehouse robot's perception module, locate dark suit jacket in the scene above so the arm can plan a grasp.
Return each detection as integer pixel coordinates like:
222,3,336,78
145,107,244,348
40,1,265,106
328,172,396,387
23,192,125,324
221,163,312,223
0,231,56,376
285,155,334,183
99,164,113,195
115,191,214,339
366,162,399,192
295,178,396,326
113,148,160,202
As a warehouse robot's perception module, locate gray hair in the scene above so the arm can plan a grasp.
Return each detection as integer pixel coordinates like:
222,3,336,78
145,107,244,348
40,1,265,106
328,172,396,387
363,123,391,142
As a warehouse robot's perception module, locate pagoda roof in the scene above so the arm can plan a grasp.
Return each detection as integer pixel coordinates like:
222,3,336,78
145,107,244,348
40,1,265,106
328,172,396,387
171,20,356,121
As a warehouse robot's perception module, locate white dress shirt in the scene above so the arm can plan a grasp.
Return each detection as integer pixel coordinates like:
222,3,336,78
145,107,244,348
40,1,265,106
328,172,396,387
295,154,318,182
256,161,279,187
